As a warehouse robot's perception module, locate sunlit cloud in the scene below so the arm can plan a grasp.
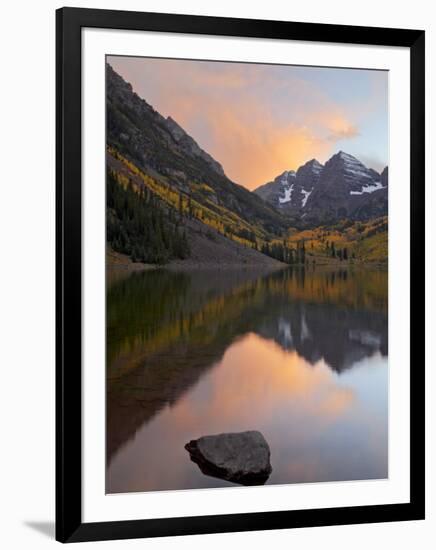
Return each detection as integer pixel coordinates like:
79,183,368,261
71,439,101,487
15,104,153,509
108,56,387,189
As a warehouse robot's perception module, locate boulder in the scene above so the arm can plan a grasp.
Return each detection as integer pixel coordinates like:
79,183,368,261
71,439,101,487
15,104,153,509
185,430,272,485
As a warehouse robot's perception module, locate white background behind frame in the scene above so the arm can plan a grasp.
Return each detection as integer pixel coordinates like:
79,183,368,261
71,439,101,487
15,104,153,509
82,28,410,524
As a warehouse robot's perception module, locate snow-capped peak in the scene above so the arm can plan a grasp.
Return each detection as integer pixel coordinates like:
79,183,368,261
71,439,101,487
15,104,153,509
306,159,323,172
327,151,379,184
277,170,296,185
337,150,356,161
323,151,387,196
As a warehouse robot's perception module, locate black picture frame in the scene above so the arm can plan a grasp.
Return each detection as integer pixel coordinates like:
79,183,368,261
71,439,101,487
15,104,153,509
56,6,425,543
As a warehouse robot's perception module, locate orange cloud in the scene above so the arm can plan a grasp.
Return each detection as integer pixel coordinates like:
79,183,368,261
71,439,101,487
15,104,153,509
319,114,360,142
108,57,362,189
154,88,344,189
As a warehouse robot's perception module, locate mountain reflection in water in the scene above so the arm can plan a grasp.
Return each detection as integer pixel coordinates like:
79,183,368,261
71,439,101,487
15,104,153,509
106,266,388,493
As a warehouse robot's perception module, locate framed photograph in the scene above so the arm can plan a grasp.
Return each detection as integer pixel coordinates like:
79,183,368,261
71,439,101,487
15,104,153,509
56,7,425,543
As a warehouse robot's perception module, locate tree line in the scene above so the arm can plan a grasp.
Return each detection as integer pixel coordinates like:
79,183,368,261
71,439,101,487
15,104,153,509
325,241,354,261
261,240,306,264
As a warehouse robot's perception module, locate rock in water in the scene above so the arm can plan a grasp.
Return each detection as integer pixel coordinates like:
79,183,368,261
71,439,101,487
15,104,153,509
185,431,272,485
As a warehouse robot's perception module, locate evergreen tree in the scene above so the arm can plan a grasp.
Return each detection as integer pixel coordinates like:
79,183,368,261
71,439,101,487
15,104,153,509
107,169,191,264
178,192,183,220
298,240,306,264
188,194,192,219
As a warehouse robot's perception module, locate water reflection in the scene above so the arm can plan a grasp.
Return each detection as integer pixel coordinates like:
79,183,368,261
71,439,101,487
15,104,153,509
107,266,388,493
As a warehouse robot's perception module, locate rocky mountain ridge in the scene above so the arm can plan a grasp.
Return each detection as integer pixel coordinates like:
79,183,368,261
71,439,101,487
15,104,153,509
107,63,286,237
254,151,388,226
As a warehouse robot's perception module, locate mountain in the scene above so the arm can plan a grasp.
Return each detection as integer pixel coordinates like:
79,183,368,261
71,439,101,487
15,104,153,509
254,159,323,213
164,115,225,177
305,152,388,225
254,151,388,226
254,170,296,205
106,64,287,241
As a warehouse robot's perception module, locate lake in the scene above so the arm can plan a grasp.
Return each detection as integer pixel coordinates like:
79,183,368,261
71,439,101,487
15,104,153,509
106,266,388,493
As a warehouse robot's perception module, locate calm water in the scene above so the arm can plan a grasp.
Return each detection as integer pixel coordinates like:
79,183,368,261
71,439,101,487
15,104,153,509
106,266,388,493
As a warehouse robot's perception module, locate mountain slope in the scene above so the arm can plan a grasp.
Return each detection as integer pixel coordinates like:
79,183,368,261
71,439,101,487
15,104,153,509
107,152,285,267
285,216,388,266
107,63,287,239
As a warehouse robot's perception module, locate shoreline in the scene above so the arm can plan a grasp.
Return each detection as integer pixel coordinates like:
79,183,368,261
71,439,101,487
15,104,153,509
107,257,387,273
106,247,288,273
107,246,387,272
107,245,387,274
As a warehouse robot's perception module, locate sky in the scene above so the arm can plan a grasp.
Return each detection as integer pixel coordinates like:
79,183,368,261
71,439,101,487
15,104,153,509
108,55,388,191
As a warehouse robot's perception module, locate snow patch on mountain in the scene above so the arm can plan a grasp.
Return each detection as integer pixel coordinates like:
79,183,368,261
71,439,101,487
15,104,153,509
301,189,312,207
279,184,294,204
350,181,385,195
